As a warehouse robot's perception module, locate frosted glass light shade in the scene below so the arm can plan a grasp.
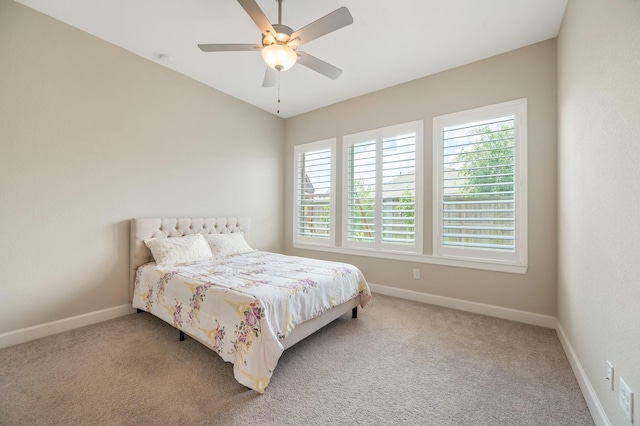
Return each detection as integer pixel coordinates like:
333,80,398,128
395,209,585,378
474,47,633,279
261,44,297,71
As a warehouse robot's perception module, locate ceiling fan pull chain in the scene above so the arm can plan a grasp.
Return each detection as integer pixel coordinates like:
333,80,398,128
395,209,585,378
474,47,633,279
277,70,281,114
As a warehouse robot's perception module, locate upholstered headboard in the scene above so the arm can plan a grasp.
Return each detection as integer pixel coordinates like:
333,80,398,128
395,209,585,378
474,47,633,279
129,217,250,300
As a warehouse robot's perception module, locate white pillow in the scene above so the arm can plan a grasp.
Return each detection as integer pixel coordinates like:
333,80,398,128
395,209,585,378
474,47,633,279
144,233,213,266
203,233,253,259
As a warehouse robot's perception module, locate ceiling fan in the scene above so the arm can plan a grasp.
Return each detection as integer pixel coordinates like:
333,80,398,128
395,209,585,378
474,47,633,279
198,0,353,87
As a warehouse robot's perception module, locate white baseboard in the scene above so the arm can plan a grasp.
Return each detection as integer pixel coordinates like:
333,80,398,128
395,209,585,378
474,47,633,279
368,283,557,328
556,323,611,426
0,304,136,350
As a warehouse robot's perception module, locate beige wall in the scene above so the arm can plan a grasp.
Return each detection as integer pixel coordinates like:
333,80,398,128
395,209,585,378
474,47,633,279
557,0,640,424
284,40,558,316
0,1,284,334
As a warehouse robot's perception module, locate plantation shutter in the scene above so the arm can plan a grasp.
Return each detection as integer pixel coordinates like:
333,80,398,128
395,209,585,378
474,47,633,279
346,140,377,243
381,134,416,245
294,141,334,245
344,120,422,253
440,116,516,251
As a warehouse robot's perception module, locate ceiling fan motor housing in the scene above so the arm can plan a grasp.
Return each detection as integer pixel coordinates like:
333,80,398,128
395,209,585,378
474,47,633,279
262,24,295,47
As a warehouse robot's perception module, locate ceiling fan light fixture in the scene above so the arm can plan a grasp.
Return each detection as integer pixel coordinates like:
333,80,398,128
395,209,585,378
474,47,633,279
262,44,297,71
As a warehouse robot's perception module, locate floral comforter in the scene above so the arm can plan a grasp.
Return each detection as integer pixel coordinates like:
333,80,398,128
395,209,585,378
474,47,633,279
132,251,371,393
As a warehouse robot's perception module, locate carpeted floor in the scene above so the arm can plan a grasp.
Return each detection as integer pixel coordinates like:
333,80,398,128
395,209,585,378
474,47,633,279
0,294,593,425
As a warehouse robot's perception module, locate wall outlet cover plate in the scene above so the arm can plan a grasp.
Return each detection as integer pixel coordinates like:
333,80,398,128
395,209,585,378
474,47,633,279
620,377,633,423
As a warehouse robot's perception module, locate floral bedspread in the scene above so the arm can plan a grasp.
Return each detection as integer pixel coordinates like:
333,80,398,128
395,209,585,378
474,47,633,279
132,251,371,393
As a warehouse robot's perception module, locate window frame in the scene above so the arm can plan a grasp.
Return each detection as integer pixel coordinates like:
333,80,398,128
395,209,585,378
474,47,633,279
433,99,528,267
342,120,424,255
292,139,337,248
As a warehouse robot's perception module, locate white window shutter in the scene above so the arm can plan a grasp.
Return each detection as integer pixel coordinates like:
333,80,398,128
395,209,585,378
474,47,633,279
294,140,336,246
434,99,527,265
344,121,423,254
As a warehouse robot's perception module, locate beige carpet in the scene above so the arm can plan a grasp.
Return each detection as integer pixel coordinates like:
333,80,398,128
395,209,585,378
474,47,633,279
0,294,593,425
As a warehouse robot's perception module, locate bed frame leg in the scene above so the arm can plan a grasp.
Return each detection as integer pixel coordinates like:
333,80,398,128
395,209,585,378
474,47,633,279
179,331,185,341
352,307,358,319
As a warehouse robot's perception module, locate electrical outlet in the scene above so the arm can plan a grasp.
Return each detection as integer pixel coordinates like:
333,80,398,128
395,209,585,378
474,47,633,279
412,269,420,279
607,361,614,390
620,377,633,423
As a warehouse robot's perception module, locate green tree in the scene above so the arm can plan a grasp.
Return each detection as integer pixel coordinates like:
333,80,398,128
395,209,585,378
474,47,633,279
392,188,415,221
388,187,415,242
455,124,514,195
350,180,375,240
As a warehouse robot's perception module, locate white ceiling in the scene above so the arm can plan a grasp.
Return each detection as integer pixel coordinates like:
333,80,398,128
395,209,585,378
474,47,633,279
15,0,567,118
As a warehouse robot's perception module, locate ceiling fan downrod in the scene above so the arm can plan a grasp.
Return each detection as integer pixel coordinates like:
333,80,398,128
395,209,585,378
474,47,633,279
277,0,282,25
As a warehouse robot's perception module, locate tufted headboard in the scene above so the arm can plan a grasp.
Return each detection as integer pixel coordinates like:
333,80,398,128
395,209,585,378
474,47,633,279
129,217,250,301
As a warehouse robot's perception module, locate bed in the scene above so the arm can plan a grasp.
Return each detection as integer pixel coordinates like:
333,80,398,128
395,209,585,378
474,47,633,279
130,217,371,393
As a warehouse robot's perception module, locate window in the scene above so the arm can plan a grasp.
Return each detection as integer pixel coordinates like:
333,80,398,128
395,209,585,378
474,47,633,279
292,105,526,273
343,121,423,254
433,99,527,265
293,140,336,247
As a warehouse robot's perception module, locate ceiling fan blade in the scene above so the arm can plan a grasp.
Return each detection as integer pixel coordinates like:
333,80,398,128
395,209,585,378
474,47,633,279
262,67,277,87
296,51,342,80
198,44,261,52
237,0,276,37
290,7,353,46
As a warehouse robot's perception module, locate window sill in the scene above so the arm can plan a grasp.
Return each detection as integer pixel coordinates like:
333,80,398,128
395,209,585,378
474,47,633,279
292,243,528,274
